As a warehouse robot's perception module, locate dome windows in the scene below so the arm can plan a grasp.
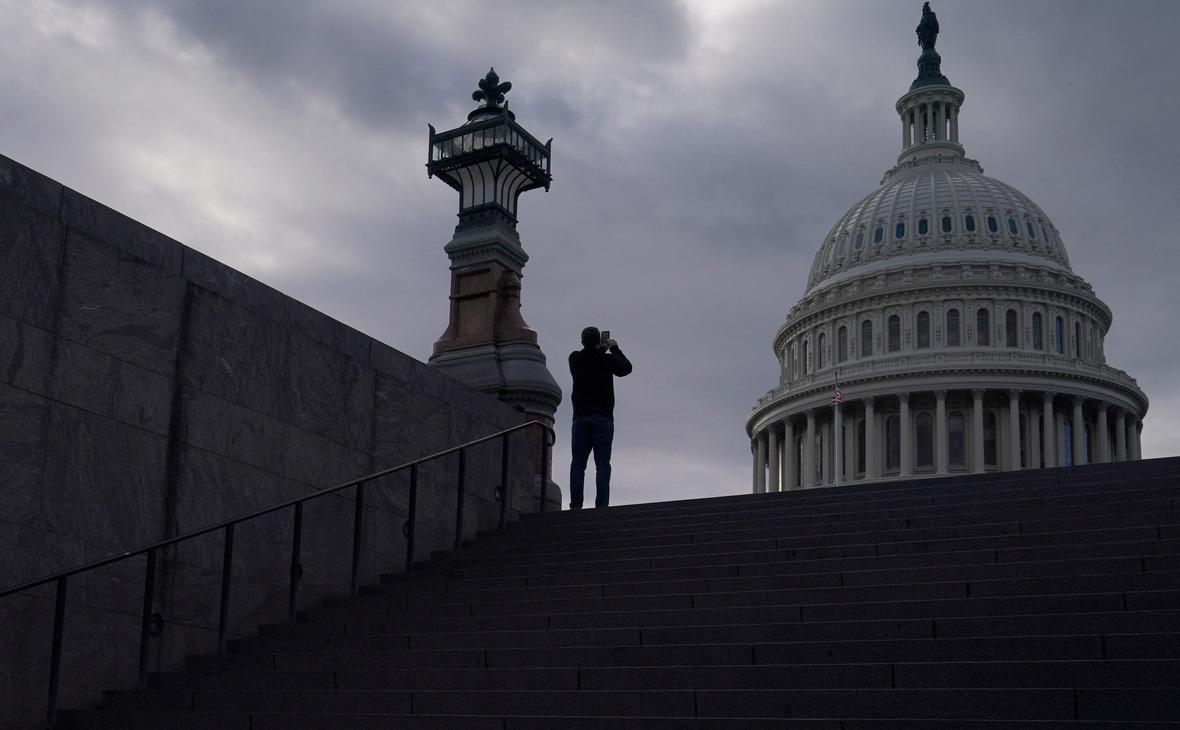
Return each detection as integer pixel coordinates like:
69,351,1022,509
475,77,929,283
1026,219,1037,239
976,308,991,346
1032,312,1044,350
873,225,884,244
1005,309,1018,348
861,319,873,357
837,233,848,256
818,332,828,368
1055,317,1064,354
918,218,929,236
1008,216,1019,235
941,215,953,233
837,326,849,363
987,215,999,233
887,315,901,352
946,309,961,347
855,230,865,249
895,222,906,239
916,311,931,349
964,214,976,232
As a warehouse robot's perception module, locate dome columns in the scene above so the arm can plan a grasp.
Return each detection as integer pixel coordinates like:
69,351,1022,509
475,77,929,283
897,87,965,163
748,389,1144,493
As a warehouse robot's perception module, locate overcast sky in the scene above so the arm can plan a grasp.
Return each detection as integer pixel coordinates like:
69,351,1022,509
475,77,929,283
2,0,1177,506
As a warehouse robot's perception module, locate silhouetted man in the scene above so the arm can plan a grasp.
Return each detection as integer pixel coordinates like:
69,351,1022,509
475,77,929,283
569,326,632,509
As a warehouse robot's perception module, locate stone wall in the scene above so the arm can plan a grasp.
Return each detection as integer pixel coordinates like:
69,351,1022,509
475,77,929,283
0,153,547,728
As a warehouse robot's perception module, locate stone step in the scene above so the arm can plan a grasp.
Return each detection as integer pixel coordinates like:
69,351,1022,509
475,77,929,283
58,710,1180,730
291,590,1180,635
501,483,1180,539
189,631,1180,674
425,524,1166,573
461,506,1180,558
96,686,1180,721
378,540,1180,595
235,609,1180,654
151,659,1180,693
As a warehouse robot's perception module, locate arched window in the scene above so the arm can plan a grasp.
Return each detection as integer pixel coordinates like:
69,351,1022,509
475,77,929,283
861,319,873,357
1008,216,1019,235
802,340,809,374
916,412,934,468
987,215,999,233
941,215,953,233
1026,220,1037,239
855,231,865,249
976,308,991,346
873,225,884,244
885,414,901,471
965,214,976,232
857,420,866,474
1074,321,1082,358
837,326,848,363
983,411,998,467
888,315,901,352
895,221,906,239
946,309,961,347
1055,317,1064,354
1005,309,1018,348
1032,312,1043,350
918,218,929,235
916,311,930,349
948,411,966,467
818,333,827,369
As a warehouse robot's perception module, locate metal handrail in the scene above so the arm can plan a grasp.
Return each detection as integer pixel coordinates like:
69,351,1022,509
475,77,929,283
1,419,555,728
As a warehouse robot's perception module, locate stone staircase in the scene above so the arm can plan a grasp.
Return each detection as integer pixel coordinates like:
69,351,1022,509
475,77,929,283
62,458,1180,728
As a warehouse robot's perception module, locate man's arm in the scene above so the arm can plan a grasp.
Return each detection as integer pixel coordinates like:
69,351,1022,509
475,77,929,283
606,346,633,377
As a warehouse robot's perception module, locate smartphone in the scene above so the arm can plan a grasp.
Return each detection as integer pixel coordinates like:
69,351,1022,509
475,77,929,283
600,330,611,347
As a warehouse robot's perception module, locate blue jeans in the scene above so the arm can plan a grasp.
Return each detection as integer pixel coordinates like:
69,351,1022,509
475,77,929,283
569,414,614,509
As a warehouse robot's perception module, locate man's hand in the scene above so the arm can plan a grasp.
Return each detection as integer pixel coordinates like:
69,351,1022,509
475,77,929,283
605,339,618,349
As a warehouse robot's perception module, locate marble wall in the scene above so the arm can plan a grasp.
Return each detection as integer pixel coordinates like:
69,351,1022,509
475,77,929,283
0,153,546,728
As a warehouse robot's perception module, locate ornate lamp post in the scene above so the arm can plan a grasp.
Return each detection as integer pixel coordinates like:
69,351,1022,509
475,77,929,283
427,68,562,506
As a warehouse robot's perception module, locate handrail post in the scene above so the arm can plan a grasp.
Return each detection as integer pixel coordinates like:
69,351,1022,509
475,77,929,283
46,576,67,729
499,432,511,529
500,431,514,528
404,464,418,573
350,482,365,596
538,425,550,513
216,524,234,655
137,548,157,688
287,502,304,623
454,448,467,549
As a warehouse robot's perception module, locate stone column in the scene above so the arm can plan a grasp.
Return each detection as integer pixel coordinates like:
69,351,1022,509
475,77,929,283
783,418,796,490
820,420,831,485
950,105,959,141
833,404,844,486
767,425,780,493
1007,390,1021,470
1041,393,1056,468
972,389,986,473
1056,410,1067,465
1133,420,1143,460
1028,405,1041,469
754,432,767,494
935,390,948,475
902,114,909,148
863,398,877,479
1072,396,1086,466
803,410,816,488
1115,409,1127,462
1096,402,1110,463
899,393,912,477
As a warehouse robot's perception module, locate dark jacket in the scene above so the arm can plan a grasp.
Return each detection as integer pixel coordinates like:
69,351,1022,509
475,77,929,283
569,346,633,419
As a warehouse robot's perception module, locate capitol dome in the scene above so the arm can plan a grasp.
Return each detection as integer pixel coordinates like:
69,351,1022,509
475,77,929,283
747,5,1147,492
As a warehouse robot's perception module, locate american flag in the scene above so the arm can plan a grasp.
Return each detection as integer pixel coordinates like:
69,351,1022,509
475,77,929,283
832,382,844,407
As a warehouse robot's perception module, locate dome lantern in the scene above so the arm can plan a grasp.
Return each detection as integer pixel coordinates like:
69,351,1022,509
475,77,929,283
896,3,965,164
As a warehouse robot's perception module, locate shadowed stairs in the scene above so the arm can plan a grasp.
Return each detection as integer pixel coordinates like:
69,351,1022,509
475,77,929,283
61,457,1180,728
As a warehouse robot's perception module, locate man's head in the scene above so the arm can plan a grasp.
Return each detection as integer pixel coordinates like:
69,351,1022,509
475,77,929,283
581,326,600,349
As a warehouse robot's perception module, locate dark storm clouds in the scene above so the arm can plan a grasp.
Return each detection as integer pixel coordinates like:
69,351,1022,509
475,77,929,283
1,1,1176,504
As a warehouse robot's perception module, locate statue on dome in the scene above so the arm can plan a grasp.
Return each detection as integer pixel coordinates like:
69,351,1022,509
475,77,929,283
916,2,939,51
